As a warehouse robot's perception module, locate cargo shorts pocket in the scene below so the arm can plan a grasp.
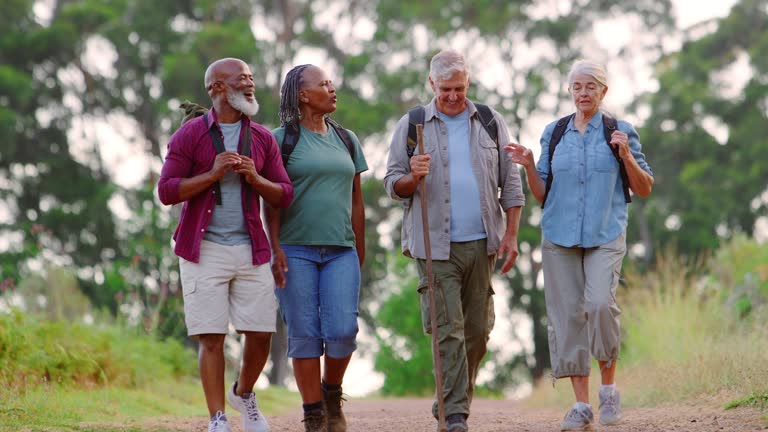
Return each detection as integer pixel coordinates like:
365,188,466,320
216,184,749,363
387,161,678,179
417,277,449,334
486,286,496,334
181,278,198,298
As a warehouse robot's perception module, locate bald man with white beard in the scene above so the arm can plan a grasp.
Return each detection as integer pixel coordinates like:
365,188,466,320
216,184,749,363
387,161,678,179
159,58,294,432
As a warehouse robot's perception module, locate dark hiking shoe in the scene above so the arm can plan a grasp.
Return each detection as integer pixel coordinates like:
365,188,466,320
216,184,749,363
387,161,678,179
323,387,347,432
442,414,468,432
303,409,327,432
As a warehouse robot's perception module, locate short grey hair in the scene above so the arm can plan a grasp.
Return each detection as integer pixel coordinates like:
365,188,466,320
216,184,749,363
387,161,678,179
429,50,470,83
567,60,608,89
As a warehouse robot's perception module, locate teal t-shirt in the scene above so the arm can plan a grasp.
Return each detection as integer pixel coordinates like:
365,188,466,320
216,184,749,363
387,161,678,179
271,124,368,247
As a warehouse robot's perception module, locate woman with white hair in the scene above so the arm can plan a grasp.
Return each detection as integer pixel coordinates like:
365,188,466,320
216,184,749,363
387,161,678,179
506,60,653,430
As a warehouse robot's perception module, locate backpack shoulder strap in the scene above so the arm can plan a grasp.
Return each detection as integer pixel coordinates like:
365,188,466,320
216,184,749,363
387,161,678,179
474,103,498,145
239,119,251,158
280,122,301,166
602,113,632,203
203,112,224,205
280,119,356,167
239,119,253,208
204,113,227,154
406,106,426,158
541,113,574,208
325,117,356,160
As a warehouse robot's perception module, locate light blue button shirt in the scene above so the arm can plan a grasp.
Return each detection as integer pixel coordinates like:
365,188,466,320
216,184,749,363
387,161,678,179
536,111,653,248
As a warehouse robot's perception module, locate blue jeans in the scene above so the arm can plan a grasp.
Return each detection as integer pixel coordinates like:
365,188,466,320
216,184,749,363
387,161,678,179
275,244,360,359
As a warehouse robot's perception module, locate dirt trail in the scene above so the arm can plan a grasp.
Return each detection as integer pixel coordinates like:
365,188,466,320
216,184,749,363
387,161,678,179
133,398,766,432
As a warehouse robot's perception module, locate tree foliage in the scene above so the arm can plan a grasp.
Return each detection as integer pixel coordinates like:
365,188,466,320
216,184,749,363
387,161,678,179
5,0,765,393
633,0,768,255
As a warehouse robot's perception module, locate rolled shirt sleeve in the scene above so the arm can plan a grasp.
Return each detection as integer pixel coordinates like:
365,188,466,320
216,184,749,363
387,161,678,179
158,126,194,205
493,109,526,210
383,114,412,201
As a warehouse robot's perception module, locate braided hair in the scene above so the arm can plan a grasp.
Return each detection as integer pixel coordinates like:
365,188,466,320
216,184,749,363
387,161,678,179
278,64,312,127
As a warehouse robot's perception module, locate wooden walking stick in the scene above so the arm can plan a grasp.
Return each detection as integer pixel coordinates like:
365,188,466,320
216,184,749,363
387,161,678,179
416,124,447,432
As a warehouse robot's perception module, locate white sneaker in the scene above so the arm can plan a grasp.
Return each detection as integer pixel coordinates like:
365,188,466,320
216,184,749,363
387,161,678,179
561,403,594,431
227,381,270,432
599,387,622,425
208,411,232,432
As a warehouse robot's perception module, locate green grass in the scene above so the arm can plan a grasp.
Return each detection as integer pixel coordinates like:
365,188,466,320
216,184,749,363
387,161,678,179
0,310,299,431
727,392,768,410
0,380,299,431
526,238,768,410
0,309,196,390
0,378,202,431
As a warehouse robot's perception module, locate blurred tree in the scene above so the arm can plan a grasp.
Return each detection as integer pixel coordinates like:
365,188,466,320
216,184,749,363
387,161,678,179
373,252,435,395
16,0,753,392
357,0,676,385
0,0,119,294
633,0,768,256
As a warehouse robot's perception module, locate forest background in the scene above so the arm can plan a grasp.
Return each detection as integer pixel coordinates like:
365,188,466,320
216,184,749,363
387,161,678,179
1,0,767,429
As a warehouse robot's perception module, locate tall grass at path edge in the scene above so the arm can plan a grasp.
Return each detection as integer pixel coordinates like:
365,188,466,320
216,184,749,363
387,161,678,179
526,236,768,412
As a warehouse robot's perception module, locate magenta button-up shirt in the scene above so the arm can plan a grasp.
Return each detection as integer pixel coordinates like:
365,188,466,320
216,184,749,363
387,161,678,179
158,109,293,265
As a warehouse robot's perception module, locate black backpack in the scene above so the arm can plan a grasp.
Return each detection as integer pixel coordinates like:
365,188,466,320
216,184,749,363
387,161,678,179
280,117,355,166
406,103,498,158
541,113,631,208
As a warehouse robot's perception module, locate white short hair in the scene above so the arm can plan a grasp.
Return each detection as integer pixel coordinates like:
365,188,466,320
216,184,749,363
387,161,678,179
429,50,470,83
567,60,608,88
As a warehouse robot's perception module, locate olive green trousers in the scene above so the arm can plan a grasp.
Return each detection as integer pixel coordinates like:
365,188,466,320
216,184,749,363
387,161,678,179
416,239,496,419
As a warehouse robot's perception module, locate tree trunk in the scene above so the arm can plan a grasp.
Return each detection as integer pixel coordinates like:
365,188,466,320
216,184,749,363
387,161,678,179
634,200,653,264
268,312,290,387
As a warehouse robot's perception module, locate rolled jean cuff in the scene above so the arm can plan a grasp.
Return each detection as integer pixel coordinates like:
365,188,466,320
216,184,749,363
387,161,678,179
287,336,324,358
325,337,357,359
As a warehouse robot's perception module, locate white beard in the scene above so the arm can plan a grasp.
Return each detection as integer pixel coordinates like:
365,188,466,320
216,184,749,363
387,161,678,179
227,89,260,117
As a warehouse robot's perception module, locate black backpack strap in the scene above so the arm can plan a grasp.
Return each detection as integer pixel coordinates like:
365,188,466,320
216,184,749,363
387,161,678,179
406,106,426,158
541,114,574,208
474,103,498,145
325,117,356,160
281,118,356,167
474,102,503,186
602,114,632,203
204,113,224,205
280,122,301,166
239,119,253,208
327,117,359,191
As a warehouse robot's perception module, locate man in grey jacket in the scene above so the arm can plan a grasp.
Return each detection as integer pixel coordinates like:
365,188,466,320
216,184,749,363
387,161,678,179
384,49,525,432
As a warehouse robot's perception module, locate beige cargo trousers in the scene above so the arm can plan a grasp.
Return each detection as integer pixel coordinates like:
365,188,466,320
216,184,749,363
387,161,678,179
542,233,626,379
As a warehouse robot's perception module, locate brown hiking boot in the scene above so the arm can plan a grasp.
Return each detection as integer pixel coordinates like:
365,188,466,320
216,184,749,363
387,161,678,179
323,387,347,432
303,409,327,432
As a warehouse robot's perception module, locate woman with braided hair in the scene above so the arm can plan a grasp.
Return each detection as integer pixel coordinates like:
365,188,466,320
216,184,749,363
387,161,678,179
265,64,367,432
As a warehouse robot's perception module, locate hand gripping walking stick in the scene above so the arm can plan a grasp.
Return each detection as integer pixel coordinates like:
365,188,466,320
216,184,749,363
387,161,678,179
416,124,447,432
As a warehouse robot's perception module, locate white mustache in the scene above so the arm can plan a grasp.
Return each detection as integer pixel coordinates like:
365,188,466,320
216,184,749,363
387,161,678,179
227,89,260,117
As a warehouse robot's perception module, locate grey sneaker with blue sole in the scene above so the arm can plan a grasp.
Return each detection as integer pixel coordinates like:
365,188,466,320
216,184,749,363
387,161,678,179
560,404,594,431
599,387,622,425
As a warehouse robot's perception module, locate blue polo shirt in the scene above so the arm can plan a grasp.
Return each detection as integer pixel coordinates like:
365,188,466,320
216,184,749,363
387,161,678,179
536,111,653,247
